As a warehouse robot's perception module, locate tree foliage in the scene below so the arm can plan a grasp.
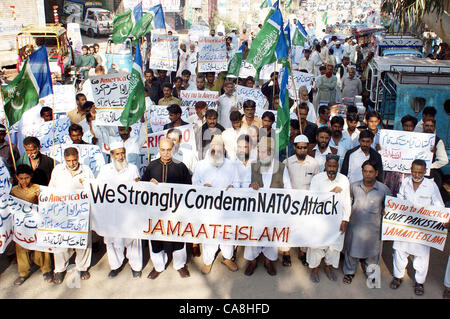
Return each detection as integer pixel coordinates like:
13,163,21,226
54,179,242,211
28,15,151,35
381,0,449,30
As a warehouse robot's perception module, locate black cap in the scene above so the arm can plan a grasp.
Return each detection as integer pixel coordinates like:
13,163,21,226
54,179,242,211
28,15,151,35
167,104,182,114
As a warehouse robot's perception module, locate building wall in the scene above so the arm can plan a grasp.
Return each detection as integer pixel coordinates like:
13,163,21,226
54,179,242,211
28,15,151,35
0,0,39,34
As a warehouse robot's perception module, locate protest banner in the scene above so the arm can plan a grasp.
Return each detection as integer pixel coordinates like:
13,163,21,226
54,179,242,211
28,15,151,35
278,69,314,98
41,85,77,114
236,85,268,111
49,144,106,177
37,187,90,250
0,195,13,253
197,37,228,72
149,104,189,133
144,124,196,155
88,181,344,247
5,195,54,253
23,117,70,154
380,129,435,175
180,90,218,116
0,158,11,196
149,34,179,72
90,73,130,126
382,196,449,251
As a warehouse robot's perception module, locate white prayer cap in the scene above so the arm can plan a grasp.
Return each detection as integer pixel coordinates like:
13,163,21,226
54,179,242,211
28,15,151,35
336,40,341,44
109,140,125,152
294,135,309,144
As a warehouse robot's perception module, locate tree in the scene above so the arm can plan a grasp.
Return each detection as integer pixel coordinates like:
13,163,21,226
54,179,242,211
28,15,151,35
381,0,450,43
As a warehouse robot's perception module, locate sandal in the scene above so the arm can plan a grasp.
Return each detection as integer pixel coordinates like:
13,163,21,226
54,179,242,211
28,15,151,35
343,274,354,285
414,282,424,296
53,271,66,285
43,272,53,283
310,271,320,283
443,287,450,299
80,270,90,280
282,254,291,267
14,275,30,286
324,266,337,281
389,277,403,289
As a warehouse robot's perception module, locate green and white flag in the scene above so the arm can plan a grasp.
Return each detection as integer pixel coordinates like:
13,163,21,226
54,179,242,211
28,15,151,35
2,60,39,127
260,0,272,9
227,42,246,76
322,11,328,25
131,12,154,39
292,21,307,46
246,6,282,79
120,42,145,128
112,10,133,43
285,0,293,8
2,45,53,128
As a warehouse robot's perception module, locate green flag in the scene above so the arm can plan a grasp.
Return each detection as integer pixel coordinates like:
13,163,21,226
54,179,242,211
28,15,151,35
112,10,133,43
1,59,39,127
246,10,281,79
131,12,154,39
260,0,270,8
227,51,243,77
292,27,306,46
120,42,145,128
285,0,293,8
322,11,328,25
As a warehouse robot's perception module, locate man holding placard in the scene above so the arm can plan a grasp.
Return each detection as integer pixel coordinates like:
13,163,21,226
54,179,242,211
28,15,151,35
50,147,94,284
97,141,143,279
390,159,445,296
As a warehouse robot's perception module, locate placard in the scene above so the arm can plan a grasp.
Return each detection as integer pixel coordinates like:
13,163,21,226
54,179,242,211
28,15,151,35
37,187,90,249
149,34,179,71
382,196,449,251
90,73,130,126
380,129,435,175
197,37,228,72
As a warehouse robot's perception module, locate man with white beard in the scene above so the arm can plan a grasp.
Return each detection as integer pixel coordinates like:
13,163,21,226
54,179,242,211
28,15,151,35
245,137,292,276
50,147,94,284
192,135,240,274
96,141,143,278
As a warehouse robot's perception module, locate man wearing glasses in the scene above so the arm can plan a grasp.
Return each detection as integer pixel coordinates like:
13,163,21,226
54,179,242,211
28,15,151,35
281,135,320,267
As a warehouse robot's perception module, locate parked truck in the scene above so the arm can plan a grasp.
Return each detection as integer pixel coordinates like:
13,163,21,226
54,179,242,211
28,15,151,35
62,0,113,37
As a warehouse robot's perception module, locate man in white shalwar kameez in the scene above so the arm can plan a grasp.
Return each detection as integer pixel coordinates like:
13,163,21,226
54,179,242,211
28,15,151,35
50,147,94,284
307,154,351,283
96,141,143,278
244,137,292,276
390,159,445,296
192,135,240,274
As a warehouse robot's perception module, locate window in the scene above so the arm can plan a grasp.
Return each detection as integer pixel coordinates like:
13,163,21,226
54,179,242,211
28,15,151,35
410,97,426,115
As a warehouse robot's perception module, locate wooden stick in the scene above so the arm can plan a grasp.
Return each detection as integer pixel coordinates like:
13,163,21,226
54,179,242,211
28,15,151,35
288,57,302,134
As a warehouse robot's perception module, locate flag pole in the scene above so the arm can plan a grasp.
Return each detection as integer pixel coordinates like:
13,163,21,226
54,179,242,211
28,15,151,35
288,57,302,134
144,108,150,163
160,0,172,84
0,90,17,173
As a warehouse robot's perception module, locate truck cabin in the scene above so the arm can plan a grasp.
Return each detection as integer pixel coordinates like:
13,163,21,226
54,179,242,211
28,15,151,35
374,58,450,174
376,35,424,57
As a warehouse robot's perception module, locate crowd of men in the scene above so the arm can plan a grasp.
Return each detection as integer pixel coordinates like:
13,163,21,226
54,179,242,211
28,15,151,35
1,25,449,299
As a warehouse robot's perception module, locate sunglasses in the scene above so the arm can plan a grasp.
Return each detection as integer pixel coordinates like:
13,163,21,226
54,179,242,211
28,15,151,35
296,146,308,150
